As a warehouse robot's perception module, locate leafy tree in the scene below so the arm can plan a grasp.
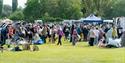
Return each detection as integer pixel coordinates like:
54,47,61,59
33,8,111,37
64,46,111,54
1,5,12,17
82,0,114,17
24,0,82,22
24,0,42,21
12,0,18,12
0,0,3,16
111,0,125,17
9,10,24,20
58,0,82,19
40,0,60,17
41,12,63,22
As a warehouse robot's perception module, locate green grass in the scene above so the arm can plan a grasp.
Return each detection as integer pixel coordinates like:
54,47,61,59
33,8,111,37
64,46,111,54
0,40,125,63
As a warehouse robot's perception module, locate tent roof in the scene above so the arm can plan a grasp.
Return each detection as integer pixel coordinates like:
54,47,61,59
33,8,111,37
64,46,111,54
104,20,113,23
83,14,102,21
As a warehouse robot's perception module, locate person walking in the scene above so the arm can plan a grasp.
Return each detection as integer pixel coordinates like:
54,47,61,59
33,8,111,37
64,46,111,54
7,24,15,48
72,26,78,46
0,25,8,46
82,26,89,41
57,26,63,45
88,26,96,46
112,26,118,39
51,25,56,43
70,24,74,42
39,25,47,43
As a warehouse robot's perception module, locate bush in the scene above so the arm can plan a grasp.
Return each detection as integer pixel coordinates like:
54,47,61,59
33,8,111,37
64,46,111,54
9,11,24,21
42,16,63,22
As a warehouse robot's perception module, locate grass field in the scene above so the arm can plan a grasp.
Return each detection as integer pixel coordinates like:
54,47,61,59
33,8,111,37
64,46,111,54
0,40,125,63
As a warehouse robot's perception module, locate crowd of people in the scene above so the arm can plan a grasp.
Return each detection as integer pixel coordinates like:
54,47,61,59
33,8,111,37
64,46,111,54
0,21,125,52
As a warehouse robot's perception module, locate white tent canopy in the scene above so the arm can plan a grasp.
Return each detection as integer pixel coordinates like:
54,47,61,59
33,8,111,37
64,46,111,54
104,20,113,23
83,14,103,23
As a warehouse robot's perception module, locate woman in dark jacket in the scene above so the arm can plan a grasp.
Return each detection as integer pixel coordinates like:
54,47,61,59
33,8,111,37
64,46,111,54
70,24,74,42
0,27,8,46
82,26,89,41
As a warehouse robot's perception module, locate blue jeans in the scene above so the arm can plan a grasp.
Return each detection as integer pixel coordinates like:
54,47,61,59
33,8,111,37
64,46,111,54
94,36,99,45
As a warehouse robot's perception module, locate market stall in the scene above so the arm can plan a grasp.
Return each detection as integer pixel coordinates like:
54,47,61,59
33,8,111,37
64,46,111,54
83,14,103,24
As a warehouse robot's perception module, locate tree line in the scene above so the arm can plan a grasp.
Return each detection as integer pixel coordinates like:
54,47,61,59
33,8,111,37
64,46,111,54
0,0,125,22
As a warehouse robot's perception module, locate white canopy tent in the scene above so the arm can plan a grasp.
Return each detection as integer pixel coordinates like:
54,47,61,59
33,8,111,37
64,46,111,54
103,20,113,23
83,14,103,24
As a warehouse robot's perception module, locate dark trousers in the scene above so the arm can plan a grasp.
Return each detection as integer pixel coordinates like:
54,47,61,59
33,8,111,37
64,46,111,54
84,34,87,41
72,36,77,46
70,36,72,42
57,35,62,45
118,33,122,38
1,35,6,46
65,33,69,39
89,38,94,46
41,35,46,43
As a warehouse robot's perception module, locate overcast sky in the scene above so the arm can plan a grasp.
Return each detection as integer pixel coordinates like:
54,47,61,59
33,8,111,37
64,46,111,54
3,0,27,8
